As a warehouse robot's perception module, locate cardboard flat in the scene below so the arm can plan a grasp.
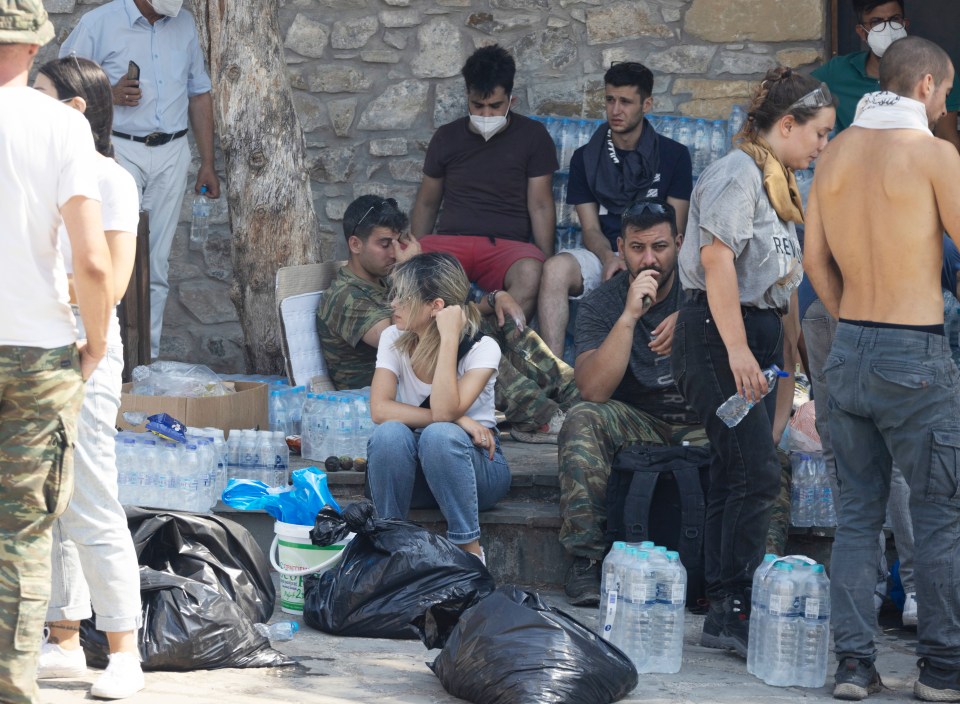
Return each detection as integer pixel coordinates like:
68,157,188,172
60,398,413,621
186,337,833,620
117,381,268,435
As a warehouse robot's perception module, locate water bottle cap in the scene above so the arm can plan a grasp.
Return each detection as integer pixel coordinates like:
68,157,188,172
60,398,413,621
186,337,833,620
186,443,198,450
775,562,793,571
200,185,208,194
290,621,299,633
613,541,626,550
640,541,654,549
666,550,680,560
811,564,825,573
654,546,667,553
123,438,136,444
637,550,649,559
764,553,779,562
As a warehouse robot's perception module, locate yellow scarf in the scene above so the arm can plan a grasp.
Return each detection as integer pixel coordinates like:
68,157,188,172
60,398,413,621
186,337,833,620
738,138,804,225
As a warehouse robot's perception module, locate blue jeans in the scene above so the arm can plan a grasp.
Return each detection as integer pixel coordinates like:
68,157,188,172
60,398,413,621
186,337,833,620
672,297,783,599
366,421,511,543
826,322,960,669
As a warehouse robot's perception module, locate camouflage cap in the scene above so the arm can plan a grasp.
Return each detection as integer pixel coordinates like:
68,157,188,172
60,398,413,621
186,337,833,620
0,0,55,46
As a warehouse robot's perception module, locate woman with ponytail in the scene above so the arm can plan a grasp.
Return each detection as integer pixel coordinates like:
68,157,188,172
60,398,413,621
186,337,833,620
671,67,836,657
33,57,144,699
368,252,511,565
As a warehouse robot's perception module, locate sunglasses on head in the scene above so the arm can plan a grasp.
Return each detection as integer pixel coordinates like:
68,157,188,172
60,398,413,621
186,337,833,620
350,197,399,238
788,83,833,112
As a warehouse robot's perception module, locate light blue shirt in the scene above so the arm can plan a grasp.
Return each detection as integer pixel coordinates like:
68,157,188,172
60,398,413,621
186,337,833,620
60,0,211,136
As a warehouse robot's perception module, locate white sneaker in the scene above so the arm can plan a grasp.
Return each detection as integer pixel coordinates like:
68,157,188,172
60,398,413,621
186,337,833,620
37,641,87,679
903,592,918,627
510,410,566,445
89,652,144,700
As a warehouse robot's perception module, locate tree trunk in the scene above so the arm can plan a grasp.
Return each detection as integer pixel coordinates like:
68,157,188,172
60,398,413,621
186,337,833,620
194,0,320,374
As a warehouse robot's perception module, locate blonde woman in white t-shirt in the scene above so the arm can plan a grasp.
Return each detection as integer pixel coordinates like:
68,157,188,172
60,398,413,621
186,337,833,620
369,252,511,565
33,57,144,699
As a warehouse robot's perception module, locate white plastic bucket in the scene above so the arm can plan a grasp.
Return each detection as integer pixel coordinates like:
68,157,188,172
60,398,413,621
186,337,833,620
269,521,351,615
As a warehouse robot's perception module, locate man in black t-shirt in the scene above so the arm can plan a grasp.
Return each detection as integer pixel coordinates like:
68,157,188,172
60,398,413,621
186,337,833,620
410,44,558,323
558,199,704,606
537,62,693,357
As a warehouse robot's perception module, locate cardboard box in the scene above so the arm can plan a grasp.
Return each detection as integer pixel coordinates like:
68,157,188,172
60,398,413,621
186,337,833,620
117,381,269,435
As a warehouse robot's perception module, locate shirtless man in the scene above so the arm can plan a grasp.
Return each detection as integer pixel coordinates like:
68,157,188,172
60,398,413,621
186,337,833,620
804,36,960,702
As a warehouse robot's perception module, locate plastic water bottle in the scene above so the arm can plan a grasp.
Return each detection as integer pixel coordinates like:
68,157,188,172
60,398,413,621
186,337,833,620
791,453,816,527
658,115,676,141
675,117,694,154
815,456,837,527
747,553,779,675
600,542,628,642
226,431,241,477
621,549,653,671
332,397,353,458
729,104,746,145
238,430,259,480
544,116,562,154
576,118,592,149
271,431,290,486
190,186,210,245
762,562,801,686
709,119,728,164
116,437,138,505
269,390,289,435
353,395,373,459
180,443,201,511
797,564,830,688
648,550,685,673
254,621,299,642
559,118,579,170
715,365,789,428
692,118,710,178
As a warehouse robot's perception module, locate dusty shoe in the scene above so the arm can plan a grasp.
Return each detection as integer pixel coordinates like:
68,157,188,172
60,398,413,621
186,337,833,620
564,556,601,607
834,657,882,700
718,592,750,658
510,410,565,445
37,640,87,679
902,592,918,627
915,658,960,702
90,652,144,700
700,599,725,649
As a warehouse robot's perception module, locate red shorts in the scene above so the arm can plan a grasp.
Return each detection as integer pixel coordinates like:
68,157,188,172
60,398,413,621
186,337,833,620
418,234,545,293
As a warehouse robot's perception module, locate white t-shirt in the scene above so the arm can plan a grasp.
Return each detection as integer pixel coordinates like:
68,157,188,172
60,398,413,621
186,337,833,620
0,87,100,347
376,325,501,428
59,156,138,276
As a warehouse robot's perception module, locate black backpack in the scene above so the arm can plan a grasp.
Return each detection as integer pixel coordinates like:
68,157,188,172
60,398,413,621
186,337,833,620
604,443,711,610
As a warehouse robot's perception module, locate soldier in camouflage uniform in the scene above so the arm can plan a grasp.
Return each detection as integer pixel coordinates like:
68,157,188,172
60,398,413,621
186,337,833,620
560,200,705,606
0,4,114,701
317,195,578,442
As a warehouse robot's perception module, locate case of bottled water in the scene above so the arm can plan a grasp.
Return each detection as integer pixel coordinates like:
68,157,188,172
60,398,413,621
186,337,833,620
599,542,686,675
790,453,836,527
299,388,374,463
749,555,831,687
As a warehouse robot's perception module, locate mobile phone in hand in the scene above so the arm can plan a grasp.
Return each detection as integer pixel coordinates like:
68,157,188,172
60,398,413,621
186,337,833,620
127,60,140,81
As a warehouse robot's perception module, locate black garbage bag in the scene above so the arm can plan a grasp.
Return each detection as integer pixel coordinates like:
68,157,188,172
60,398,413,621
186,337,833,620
310,505,351,546
124,507,275,623
303,500,495,642
428,586,638,704
81,567,292,670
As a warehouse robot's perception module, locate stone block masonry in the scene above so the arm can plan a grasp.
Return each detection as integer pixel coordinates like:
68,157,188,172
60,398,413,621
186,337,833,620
44,0,824,372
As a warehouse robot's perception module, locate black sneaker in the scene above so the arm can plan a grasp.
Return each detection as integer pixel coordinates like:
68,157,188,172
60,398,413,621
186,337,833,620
564,557,601,606
915,658,960,702
834,657,882,700
718,592,750,658
700,599,725,649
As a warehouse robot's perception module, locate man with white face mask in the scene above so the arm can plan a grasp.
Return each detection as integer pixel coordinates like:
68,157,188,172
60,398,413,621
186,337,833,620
411,44,558,324
61,0,220,360
813,0,960,149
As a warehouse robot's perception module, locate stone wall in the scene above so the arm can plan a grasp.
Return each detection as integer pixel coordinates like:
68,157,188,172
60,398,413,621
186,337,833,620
43,0,827,373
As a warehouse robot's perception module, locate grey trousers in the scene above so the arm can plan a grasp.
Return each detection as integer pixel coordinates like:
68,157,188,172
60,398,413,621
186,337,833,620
826,322,960,668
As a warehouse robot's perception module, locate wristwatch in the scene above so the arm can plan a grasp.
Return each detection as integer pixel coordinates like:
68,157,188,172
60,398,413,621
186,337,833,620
486,289,501,310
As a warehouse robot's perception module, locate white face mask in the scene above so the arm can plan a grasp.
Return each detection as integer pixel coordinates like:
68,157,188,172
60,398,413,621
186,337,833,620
149,0,182,16
866,23,907,58
469,98,510,141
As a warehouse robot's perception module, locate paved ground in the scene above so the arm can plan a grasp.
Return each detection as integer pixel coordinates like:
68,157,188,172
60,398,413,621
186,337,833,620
40,591,923,704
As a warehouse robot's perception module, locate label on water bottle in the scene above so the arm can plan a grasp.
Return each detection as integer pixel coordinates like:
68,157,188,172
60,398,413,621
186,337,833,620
769,594,786,615
804,598,820,619
602,589,618,639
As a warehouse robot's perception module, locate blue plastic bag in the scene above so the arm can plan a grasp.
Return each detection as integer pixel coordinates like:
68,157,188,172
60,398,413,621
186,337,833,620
222,467,340,525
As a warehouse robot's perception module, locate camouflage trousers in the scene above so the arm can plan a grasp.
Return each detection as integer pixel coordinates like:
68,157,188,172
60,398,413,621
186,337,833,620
0,345,83,704
558,399,706,560
481,317,580,428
